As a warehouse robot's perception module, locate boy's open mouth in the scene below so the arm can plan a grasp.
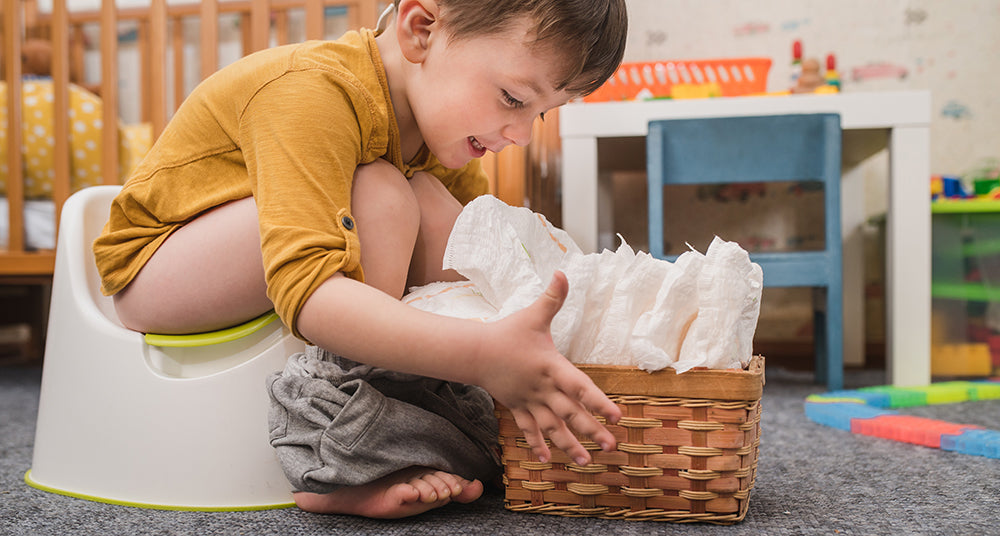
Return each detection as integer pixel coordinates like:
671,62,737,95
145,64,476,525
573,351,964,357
469,136,486,152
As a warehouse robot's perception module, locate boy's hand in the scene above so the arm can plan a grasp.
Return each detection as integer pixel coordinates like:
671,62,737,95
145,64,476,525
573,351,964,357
478,271,621,466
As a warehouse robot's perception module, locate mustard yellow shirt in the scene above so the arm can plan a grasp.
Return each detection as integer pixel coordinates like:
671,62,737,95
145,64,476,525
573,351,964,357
93,29,489,339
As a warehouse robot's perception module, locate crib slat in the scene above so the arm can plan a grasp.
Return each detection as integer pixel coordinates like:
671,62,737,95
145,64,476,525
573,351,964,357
50,0,70,235
305,0,324,41
347,0,376,33
274,10,289,45
21,0,38,30
4,0,26,255
71,25,86,91
249,0,271,53
171,14,184,112
99,0,119,185
138,20,151,123
200,0,220,81
148,0,168,138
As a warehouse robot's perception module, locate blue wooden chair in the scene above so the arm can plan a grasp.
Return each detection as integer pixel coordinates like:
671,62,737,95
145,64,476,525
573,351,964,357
647,113,843,390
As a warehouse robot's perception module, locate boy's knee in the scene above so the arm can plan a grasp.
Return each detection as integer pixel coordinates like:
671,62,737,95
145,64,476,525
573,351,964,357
408,171,462,233
353,159,420,225
353,159,409,194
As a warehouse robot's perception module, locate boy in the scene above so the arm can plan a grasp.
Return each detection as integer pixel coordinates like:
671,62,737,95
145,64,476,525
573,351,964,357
93,0,628,518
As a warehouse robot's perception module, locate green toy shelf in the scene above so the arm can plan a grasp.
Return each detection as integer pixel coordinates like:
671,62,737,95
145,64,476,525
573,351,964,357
931,199,1000,214
931,282,1000,302
931,199,1000,303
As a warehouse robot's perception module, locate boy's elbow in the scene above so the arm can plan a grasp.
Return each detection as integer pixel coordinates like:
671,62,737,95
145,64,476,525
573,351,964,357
293,272,354,345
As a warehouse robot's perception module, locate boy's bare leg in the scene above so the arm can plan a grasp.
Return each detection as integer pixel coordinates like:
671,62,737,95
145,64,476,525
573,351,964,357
292,162,485,516
343,159,421,299
404,170,465,288
113,160,482,516
113,196,273,334
347,165,464,296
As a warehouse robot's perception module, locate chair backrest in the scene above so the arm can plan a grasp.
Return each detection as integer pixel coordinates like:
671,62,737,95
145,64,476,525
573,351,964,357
647,113,842,264
56,185,123,325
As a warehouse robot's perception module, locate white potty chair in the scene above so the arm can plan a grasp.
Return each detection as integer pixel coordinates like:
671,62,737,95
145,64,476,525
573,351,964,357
25,186,304,510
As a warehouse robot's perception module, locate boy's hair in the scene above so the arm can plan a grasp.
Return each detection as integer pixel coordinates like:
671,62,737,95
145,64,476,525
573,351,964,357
436,0,628,96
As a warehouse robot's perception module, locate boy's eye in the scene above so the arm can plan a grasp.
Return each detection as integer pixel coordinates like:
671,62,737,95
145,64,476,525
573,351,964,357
502,90,524,109
539,112,546,121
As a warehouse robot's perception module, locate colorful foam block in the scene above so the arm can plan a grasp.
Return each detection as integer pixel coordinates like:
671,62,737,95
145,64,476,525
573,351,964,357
941,429,1000,459
856,386,929,408
968,380,1000,400
804,379,1000,460
850,415,981,448
813,382,1000,408
808,390,892,407
804,402,895,431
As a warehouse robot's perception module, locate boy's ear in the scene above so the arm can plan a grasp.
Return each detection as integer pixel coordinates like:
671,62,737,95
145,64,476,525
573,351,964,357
395,0,439,63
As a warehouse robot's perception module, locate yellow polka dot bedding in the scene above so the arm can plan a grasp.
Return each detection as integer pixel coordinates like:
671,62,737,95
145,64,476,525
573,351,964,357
0,78,151,199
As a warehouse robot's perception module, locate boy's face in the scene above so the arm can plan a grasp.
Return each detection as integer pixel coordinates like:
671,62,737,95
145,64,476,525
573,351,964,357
405,17,574,169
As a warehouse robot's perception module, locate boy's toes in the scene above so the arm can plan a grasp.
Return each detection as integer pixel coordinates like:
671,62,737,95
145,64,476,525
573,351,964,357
405,471,483,505
453,478,484,504
423,472,457,501
406,475,441,504
390,481,422,505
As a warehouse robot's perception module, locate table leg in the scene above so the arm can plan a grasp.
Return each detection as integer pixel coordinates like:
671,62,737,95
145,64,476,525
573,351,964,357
561,137,600,253
887,125,932,386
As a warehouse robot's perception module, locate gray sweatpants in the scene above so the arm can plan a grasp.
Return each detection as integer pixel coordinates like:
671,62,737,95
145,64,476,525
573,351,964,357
266,345,501,494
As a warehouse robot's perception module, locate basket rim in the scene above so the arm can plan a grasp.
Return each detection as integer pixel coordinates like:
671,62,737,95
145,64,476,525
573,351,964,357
576,355,764,400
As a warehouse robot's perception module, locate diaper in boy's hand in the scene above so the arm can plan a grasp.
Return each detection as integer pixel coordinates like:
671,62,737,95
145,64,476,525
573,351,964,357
404,195,762,372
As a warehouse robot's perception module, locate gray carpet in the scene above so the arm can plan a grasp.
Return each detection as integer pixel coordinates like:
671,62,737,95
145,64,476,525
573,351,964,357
2,364,999,536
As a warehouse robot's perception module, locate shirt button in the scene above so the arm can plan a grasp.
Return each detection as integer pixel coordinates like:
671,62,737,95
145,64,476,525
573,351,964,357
341,216,355,230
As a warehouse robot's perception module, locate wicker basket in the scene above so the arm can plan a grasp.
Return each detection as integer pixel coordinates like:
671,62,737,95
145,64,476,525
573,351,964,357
495,355,764,524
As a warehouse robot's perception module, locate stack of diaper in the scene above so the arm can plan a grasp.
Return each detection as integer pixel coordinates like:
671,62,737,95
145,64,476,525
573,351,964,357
404,195,763,373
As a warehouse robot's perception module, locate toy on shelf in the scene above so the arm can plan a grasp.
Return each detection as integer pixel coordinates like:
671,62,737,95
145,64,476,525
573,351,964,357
788,40,840,95
805,381,1000,460
931,174,972,200
792,57,826,93
825,54,841,90
968,159,1000,199
790,39,803,87
582,57,772,102
932,343,993,377
931,160,1000,202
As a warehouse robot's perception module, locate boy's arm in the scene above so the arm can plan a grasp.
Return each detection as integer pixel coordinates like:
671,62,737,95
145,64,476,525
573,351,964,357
297,270,621,465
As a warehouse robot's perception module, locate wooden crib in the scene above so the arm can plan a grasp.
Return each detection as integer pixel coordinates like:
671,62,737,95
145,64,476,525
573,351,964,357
0,0,554,360
1,0,382,359
1,0,381,277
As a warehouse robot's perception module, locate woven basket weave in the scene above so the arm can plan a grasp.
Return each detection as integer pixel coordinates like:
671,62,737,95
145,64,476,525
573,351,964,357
495,355,764,524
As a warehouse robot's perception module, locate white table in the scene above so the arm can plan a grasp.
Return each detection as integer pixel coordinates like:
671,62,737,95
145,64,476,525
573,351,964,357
560,90,932,387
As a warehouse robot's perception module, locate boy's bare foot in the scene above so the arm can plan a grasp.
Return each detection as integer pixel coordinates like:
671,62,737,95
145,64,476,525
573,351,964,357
292,467,484,519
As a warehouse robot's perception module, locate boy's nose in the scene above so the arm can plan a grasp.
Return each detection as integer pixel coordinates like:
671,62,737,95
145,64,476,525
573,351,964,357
501,117,534,147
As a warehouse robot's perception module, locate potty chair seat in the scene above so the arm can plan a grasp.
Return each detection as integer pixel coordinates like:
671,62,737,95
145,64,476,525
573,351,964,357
25,186,304,510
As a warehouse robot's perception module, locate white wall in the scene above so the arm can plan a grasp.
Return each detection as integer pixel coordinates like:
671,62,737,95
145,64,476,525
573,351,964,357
625,0,999,178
